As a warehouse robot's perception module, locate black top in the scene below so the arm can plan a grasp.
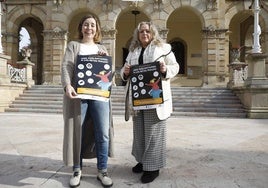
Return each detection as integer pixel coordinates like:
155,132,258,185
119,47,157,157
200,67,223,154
139,47,145,65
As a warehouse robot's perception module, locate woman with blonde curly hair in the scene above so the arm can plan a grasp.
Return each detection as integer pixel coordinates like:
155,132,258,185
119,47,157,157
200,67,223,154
120,21,179,184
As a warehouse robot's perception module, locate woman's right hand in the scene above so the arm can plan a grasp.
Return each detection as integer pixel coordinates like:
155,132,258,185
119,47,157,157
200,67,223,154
64,84,78,99
123,63,131,77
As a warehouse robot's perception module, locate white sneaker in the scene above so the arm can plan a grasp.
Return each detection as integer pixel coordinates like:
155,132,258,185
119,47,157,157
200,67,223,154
97,171,113,187
69,170,81,187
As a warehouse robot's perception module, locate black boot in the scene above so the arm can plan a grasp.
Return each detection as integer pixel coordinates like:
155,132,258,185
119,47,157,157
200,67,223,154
132,163,143,173
141,170,159,183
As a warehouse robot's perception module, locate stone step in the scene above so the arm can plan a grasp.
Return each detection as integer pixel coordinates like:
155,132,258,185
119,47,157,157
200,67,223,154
6,107,63,114
9,103,62,109
6,106,125,115
172,111,247,118
4,85,247,118
173,106,245,112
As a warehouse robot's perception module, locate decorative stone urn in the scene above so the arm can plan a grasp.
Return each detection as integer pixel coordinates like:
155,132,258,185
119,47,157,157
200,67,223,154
230,47,241,62
21,46,32,60
16,46,35,87
18,46,34,66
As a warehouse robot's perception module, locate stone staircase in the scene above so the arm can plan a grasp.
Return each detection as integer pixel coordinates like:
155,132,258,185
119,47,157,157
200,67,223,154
171,87,246,118
4,85,247,118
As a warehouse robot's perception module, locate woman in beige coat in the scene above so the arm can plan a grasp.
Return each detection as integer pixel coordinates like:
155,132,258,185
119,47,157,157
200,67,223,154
61,15,114,188
120,21,179,184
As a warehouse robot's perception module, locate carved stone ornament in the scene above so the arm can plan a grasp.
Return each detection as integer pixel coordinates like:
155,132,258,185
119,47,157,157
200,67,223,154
101,25,117,39
103,0,113,12
229,48,241,62
20,46,32,59
205,0,217,11
43,27,68,39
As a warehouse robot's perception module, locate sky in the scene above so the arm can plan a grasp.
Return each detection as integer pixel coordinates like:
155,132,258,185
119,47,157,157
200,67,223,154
19,27,31,51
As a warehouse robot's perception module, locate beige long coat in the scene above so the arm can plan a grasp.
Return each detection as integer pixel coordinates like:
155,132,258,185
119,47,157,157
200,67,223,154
61,41,114,166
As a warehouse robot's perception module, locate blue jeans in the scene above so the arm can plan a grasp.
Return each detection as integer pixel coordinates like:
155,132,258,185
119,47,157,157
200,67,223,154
78,99,110,171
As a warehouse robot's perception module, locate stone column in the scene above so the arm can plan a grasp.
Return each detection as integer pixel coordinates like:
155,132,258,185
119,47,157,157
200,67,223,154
202,26,228,86
0,1,11,84
0,0,3,53
239,53,268,118
251,0,262,53
101,26,117,85
0,53,11,84
265,31,268,76
245,54,267,82
42,27,68,85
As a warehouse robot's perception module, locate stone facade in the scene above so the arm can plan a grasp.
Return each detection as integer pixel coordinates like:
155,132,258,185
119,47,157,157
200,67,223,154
1,0,268,87
0,0,268,117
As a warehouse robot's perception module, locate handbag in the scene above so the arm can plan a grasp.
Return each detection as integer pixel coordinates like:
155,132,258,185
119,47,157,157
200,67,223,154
124,80,130,121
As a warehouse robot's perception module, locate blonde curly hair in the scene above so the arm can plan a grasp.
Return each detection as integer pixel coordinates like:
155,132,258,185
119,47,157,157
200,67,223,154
129,21,163,51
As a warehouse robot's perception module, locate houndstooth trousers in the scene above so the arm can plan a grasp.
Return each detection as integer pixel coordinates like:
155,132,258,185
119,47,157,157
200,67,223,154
132,109,167,171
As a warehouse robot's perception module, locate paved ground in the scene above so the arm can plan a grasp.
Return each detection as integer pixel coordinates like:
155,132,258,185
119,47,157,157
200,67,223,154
0,113,267,188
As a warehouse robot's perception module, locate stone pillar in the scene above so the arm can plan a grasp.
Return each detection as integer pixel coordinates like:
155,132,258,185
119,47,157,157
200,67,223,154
251,0,262,53
43,27,68,85
202,26,228,86
0,1,3,53
265,31,268,76
0,53,11,84
101,26,117,85
238,53,268,118
2,32,19,63
17,59,35,88
245,54,267,82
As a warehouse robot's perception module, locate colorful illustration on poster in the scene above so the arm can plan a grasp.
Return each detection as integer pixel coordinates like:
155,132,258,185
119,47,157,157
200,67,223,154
75,55,112,101
131,61,163,110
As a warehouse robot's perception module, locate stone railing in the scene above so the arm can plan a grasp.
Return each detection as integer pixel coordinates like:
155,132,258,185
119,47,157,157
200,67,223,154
0,53,30,112
7,60,35,87
227,62,248,88
6,46,35,87
7,63,26,83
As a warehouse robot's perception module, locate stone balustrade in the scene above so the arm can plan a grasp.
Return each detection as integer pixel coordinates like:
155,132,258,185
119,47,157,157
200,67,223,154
227,61,248,88
0,53,34,112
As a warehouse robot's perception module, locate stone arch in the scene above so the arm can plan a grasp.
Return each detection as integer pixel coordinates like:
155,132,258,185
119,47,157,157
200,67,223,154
167,6,203,82
57,1,99,29
19,18,44,84
59,1,118,31
5,6,45,56
6,5,46,25
224,2,253,28
115,8,150,85
227,2,267,23
164,1,206,26
229,10,266,62
5,5,45,84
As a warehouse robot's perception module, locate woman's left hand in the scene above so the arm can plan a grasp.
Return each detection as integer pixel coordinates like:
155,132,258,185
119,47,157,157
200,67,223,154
159,61,167,73
98,50,108,56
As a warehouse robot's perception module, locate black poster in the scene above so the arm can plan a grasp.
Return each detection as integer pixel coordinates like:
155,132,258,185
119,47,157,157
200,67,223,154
130,61,163,110
75,55,112,101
